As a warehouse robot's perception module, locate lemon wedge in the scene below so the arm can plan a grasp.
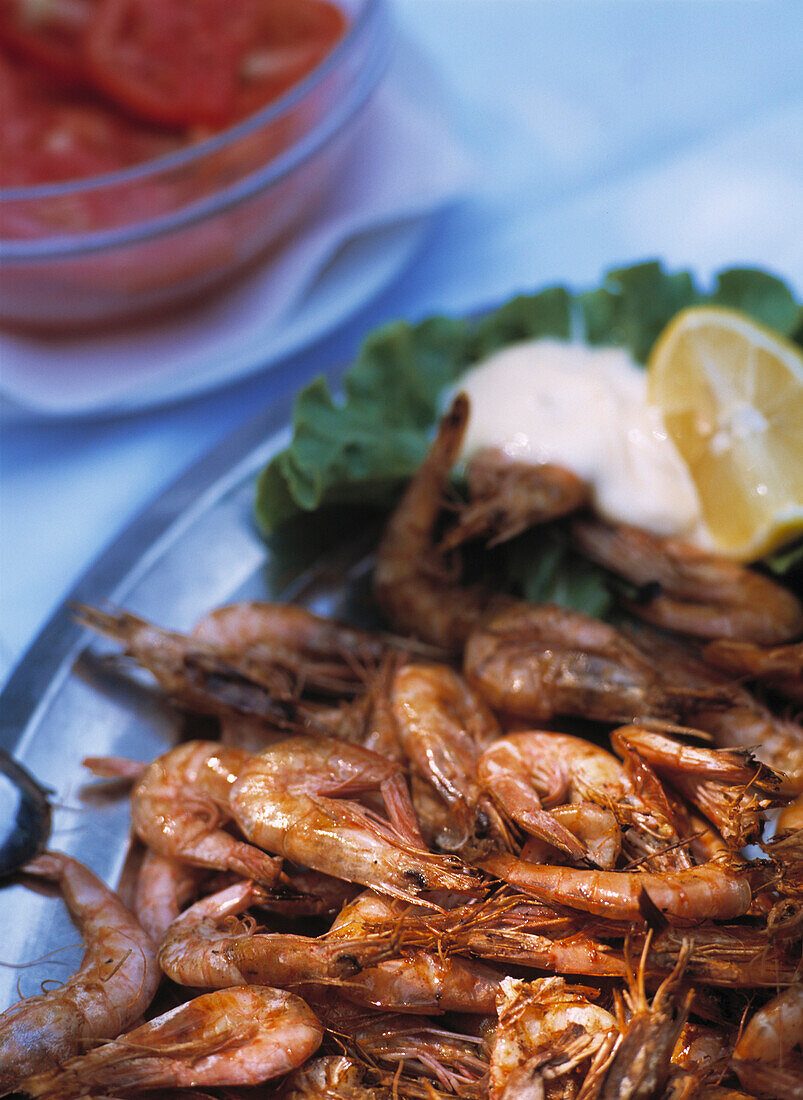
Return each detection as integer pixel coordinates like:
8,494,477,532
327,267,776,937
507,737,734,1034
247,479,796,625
647,305,803,561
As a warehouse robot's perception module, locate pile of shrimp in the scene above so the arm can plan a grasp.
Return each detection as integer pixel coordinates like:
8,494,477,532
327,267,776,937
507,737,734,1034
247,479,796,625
2,393,803,1100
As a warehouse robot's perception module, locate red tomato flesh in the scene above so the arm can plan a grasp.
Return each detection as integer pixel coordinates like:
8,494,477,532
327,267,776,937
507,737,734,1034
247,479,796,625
0,0,97,85
0,54,178,187
85,0,347,129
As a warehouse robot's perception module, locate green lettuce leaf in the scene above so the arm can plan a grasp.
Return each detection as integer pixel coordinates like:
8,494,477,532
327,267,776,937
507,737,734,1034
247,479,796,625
255,261,803,610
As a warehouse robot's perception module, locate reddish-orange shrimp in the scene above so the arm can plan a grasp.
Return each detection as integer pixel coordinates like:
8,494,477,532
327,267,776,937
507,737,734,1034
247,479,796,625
157,880,387,993
230,736,481,906
464,602,709,726
391,662,507,853
25,986,323,1097
439,449,589,551
622,621,803,793
612,725,785,848
192,601,389,694
131,740,281,886
478,730,687,871
480,850,752,923
0,852,160,1094
75,605,314,731
572,517,803,644
477,731,630,866
373,394,503,652
326,890,503,1014
732,984,803,1099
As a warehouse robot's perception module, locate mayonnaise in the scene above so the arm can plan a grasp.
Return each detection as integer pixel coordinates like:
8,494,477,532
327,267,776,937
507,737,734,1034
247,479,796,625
453,339,704,540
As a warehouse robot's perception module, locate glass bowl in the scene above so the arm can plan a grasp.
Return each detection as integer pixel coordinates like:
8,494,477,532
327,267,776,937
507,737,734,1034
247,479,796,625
0,0,392,332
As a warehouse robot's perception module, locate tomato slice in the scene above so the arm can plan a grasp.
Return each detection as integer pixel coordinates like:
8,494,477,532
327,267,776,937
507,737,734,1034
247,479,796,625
0,0,97,85
233,0,347,120
85,0,346,129
0,55,177,187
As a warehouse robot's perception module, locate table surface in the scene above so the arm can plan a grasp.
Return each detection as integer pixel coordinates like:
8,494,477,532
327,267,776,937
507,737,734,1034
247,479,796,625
1,0,802,688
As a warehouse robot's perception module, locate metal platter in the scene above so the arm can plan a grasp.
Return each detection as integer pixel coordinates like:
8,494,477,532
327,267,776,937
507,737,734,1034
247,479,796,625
0,378,385,1012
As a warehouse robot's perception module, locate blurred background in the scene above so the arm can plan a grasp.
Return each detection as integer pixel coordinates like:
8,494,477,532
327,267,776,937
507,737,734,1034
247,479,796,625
1,0,802,682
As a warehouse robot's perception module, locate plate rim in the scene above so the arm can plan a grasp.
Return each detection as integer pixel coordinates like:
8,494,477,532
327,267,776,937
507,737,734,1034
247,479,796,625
0,375,309,753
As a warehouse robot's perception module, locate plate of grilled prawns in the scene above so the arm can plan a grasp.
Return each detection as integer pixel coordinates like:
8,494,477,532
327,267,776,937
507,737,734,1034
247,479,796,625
1,263,802,1100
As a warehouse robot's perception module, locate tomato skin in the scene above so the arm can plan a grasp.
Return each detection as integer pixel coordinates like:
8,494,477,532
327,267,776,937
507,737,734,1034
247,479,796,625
0,55,178,188
233,0,347,120
85,0,247,128
0,0,96,85
85,0,347,129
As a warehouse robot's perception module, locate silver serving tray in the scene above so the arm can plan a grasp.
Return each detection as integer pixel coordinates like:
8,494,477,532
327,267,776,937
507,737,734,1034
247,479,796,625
0,381,385,1012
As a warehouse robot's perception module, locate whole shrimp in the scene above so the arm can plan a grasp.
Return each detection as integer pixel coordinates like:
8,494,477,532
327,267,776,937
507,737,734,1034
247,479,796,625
191,601,389,694
390,662,508,854
230,736,482,905
489,975,619,1100
477,731,688,872
25,986,324,1098
387,896,801,987
623,621,803,792
158,880,398,1000
611,725,785,848
479,850,753,923
130,740,281,886
157,879,492,1016
76,604,327,738
731,984,803,1099
326,890,503,1014
0,851,160,1095
478,732,627,868
571,517,803,644
703,638,803,705
373,394,504,652
439,448,589,551
464,602,712,726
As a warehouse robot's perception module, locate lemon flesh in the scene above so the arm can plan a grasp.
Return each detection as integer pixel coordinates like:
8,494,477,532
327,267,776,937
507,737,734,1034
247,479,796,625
647,306,803,561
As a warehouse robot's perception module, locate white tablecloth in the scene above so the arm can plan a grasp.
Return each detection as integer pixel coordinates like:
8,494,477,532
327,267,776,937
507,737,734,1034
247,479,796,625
1,0,802,684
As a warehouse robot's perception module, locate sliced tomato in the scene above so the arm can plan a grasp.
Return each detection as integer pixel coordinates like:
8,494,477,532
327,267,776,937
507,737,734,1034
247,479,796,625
234,0,347,120
85,0,346,130
0,0,97,85
0,55,177,187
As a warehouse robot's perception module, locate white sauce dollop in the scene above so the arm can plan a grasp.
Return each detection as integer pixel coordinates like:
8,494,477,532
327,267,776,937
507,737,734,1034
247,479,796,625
454,339,704,540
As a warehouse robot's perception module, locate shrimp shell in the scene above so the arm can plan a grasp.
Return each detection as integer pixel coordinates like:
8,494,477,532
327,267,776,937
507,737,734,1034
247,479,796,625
131,740,281,887
373,394,503,652
25,986,323,1097
0,852,159,1095
230,736,481,906
572,518,803,644
439,449,589,550
480,851,753,923
464,602,703,725
732,984,803,1099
